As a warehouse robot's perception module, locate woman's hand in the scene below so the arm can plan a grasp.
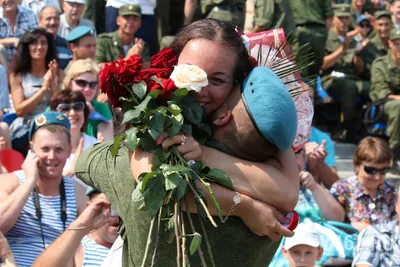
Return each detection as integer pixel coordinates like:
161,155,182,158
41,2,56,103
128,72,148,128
86,102,94,113
157,132,204,162
237,194,294,241
48,59,58,80
300,171,317,191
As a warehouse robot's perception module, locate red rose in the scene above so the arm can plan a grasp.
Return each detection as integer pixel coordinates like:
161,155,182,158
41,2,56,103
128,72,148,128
149,48,177,71
249,56,258,67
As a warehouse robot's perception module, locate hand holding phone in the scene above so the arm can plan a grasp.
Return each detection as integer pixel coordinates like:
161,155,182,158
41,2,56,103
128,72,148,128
22,149,41,183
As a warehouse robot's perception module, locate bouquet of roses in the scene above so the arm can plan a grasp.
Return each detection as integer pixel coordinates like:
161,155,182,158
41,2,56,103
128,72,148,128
100,48,233,267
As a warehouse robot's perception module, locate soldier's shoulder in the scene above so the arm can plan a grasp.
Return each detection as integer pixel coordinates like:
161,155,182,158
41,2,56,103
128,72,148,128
372,55,387,64
97,32,114,39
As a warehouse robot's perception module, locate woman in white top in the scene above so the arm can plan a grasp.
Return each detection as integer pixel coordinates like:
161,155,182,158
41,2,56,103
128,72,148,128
50,90,98,186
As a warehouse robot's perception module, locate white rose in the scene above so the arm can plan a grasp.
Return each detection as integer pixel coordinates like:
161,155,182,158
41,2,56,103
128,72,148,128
169,64,208,93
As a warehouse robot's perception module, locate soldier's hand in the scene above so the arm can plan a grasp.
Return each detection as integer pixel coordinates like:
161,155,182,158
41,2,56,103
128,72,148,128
127,38,145,57
343,30,358,49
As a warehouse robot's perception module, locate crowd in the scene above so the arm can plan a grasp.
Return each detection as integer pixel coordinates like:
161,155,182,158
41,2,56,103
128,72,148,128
0,0,398,267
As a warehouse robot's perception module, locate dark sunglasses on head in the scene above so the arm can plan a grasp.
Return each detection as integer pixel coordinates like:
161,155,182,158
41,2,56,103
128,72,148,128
364,165,391,175
56,102,85,114
73,79,98,89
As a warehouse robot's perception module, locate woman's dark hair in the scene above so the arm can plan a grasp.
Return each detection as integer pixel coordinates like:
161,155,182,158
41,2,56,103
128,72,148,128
11,28,57,76
50,90,90,132
170,19,253,84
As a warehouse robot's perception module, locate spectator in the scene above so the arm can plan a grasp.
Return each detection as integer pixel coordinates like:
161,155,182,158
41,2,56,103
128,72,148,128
0,111,87,267
0,231,17,267
350,0,374,28
0,0,38,73
105,0,157,55
371,0,388,11
58,0,95,39
321,4,369,143
391,0,400,28
370,11,392,55
369,28,400,173
32,192,119,267
0,121,11,174
0,65,10,120
305,83,339,189
63,59,114,141
353,15,374,79
330,137,397,232
49,90,98,183
38,6,73,70
95,4,150,67
289,0,333,79
9,28,63,156
20,0,62,18
352,186,400,267
282,223,324,267
251,0,295,36
65,26,96,71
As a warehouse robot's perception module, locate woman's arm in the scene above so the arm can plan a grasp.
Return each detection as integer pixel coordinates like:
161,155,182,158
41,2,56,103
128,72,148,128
97,121,114,141
10,73,50,117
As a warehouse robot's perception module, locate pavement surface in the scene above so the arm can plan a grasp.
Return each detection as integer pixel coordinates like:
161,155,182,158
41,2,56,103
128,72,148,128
335,142,400,187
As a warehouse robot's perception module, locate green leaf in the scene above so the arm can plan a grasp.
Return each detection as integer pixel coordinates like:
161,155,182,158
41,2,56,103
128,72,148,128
175,178,187,201
161,164,192,176
171,88,188,103
189,233,202,255
149,111,165,141
142,174,166,217
167,216,174,232
167,113,183,137
132,81,147,100
141,171,157,192
152,149,170,170
140,132,158,152
121,109,141,124
165,173,182,191
149,89,161,99
207,169,233,190
125,127,140,151
109,135,124,157
166,104,181,116
181,124,192,134
151,75,163,87
181,105,202,125
131,186,144,203
136,95,153,112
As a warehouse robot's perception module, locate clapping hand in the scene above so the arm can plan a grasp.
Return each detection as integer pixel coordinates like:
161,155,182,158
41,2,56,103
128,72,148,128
300,171,317,191
127,38,145,57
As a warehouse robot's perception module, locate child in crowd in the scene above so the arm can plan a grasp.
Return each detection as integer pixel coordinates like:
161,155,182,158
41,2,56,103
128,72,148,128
282,223,324,267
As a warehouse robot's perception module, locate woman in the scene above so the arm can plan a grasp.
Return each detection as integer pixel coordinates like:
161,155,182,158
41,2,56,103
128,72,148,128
63,59,114,141
0,111,87,267
330,136,397,232
76,19,301,267
9,28,63,156
50,90,98,184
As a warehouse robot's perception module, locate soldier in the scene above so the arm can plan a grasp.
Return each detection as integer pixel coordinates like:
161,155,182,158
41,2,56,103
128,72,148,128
200,0,246,29
391,0,400,29
289,0,333,79
251,0,296,35
369,28,400,173
95,5,150,68
65,26,97,71
321,4,368,143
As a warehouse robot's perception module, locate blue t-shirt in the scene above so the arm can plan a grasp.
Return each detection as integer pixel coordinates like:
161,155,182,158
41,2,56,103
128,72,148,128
55,35,72,70
308,126,336,167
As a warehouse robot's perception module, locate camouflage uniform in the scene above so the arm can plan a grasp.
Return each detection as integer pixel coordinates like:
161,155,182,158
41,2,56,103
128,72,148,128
253,0,295,34
200,0,246,29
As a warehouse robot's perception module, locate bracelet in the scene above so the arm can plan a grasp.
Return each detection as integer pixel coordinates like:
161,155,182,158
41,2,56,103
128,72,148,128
221,192,241,223
67,223,93,231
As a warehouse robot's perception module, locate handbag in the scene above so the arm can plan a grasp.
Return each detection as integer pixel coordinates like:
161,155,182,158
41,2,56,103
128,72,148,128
363,98,388,137
269,189,358,266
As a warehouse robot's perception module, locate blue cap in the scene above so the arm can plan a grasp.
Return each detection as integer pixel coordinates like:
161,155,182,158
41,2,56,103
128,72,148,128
86,186,101,196
241,67,297,151
29,111,71,140
66,26,95,42
356,15,370,25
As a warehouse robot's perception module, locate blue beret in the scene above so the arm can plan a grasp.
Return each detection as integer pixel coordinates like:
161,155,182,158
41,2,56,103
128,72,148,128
86,186,101,196
241,67,298,151
29,111,71,140
66,26,95,42
356,15,370,25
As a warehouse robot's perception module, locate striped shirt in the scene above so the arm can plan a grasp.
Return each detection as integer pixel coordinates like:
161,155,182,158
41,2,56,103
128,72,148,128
82,236,110,267
353,220,400,267
4,171,77,267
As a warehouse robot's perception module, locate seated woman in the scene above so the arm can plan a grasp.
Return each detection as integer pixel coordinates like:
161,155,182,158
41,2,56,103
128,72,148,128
330,136,397,232
50,90,98,185
9,28,63,156
62,59,114,141
0,111,87,267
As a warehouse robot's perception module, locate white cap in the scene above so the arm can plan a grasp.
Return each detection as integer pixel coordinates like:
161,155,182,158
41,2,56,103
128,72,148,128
284,223,320,250
66,0,86,4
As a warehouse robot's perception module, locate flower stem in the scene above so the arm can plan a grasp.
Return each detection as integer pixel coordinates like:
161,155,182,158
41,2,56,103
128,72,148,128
198,178,223,222
151,207,163,267
184,196,207,267
140,216,156,267
181,208,189,267
174,203,181,267
198,213,216,267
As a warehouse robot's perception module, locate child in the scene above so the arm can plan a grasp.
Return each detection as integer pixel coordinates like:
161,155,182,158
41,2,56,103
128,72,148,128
282,223,323,267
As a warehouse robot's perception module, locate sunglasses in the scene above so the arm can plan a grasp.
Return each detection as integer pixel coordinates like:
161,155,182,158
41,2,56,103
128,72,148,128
56,102,85,114
73,79,98,89
360,23,371,28
364,165,391,175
